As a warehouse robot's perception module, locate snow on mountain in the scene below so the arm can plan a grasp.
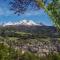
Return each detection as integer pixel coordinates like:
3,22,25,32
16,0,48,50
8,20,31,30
3,20,43,26
3,22,14,26
19,20,39,25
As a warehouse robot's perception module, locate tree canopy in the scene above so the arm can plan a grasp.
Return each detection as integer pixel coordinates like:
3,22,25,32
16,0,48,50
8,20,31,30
47,0,60,29
10,0,48,14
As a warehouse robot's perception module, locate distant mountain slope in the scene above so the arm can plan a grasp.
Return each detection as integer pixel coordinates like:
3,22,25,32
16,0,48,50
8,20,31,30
0,24,59,38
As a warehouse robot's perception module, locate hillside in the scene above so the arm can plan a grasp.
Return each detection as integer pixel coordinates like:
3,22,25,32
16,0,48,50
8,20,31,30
0,25,60,38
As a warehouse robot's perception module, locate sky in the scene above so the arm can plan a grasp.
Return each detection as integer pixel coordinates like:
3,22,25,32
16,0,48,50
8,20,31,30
0,0,53,26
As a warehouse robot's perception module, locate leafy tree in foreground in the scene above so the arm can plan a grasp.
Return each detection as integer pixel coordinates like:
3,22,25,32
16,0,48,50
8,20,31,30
47,0,60,29
0,43,19,60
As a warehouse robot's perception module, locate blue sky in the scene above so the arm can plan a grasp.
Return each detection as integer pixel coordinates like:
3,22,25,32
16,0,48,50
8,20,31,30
0,0,53,26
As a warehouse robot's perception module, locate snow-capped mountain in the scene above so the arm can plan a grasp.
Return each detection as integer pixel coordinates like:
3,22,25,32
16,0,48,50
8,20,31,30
3,22,14,26
3,20,44,26
18,20,39,26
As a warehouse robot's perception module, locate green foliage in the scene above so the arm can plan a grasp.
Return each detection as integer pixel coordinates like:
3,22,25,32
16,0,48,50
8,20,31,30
0,43,40,60
47,0,60,29
46,53,60,60
20,52,40,60
0,43,9,60
0,43,18,60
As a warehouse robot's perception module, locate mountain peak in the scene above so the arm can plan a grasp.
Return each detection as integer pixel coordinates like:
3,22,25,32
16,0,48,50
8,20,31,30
3,20,45,26
19,20,39,26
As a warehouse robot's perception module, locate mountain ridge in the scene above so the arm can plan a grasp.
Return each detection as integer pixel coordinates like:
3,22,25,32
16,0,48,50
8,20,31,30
2,20,45,26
